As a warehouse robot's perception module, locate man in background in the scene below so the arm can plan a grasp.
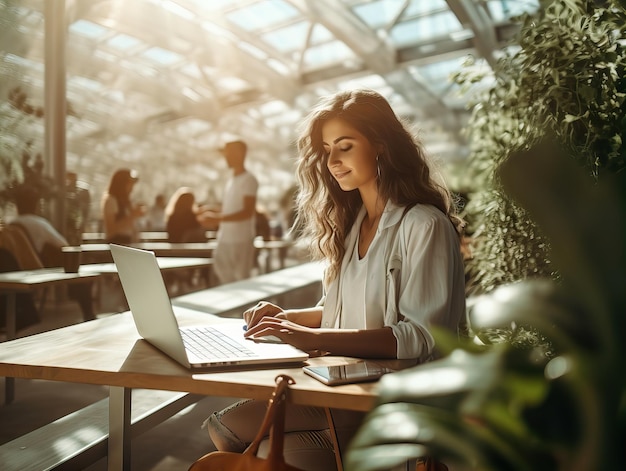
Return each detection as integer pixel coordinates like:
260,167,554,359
202,140,258,284
11,186,95,321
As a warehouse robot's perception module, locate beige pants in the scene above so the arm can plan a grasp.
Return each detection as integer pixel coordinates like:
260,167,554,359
204,398,365,471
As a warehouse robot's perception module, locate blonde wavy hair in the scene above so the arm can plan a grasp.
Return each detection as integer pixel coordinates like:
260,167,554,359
294,89,464,284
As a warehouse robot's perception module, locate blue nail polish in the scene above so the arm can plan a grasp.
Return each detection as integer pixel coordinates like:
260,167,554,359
243,324,248,331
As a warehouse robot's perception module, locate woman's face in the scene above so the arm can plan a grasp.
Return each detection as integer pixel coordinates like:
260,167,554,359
322,117,378,193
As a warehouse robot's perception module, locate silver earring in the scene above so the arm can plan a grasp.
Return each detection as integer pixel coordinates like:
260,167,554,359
376,155,381,179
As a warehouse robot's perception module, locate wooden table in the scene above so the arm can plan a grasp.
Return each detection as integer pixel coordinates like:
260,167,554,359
80,242,214,264
254,238,294,272
80,239,293,273
79,257,212,276
81,231,216,243
0,309,408,470
0,269,100,403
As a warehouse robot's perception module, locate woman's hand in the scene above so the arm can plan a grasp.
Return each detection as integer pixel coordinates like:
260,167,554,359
243,301,286,329
244,317,320,353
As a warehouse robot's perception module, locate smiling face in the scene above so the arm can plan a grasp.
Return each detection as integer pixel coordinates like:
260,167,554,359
322,117,379,195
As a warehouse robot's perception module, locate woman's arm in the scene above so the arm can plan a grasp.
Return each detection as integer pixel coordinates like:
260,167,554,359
244,319,398,358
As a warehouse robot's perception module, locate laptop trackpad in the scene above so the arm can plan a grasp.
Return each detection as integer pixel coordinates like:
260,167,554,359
249,334,283,344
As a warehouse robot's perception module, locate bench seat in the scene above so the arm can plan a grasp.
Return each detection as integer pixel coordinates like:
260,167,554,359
0,389,201,471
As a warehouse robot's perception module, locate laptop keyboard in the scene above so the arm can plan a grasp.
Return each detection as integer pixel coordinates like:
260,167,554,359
181,326,258,359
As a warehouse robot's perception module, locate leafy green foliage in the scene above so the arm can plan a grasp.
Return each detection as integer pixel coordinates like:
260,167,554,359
345,140,626,471
453,0,626,295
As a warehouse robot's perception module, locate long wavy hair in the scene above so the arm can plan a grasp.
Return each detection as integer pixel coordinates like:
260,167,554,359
295,89,464,284
106,168,137,220
165,187,197,219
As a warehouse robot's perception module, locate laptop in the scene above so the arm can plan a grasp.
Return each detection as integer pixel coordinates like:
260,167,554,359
109,244,309,369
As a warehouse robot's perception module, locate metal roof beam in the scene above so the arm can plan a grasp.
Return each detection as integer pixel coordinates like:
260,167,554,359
445,0,498,67
288,0,396,74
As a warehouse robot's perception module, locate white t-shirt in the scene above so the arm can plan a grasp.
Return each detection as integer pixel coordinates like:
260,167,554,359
217,171,258,244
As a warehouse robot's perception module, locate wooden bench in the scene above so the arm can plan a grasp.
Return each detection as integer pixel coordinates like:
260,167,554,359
0,389,202,471
0,261,324,469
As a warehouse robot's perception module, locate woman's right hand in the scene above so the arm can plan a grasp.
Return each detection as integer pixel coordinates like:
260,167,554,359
243,301,285,329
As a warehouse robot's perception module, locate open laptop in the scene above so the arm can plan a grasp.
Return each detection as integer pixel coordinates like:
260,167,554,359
110,244,309,369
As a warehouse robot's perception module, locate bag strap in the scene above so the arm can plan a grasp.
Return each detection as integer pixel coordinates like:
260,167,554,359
244,374,295,461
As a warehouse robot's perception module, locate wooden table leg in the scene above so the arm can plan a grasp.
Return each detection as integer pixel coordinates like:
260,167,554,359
108,386,132,470
3,292,16,404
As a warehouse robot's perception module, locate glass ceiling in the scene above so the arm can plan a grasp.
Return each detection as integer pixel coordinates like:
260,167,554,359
0,0,539,221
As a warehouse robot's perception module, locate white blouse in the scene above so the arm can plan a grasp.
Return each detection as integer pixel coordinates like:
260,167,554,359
321,201,466,360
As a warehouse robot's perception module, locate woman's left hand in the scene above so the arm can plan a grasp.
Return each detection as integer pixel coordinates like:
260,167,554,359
243,317,319,353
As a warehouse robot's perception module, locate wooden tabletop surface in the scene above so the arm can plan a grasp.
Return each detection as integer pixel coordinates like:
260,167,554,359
0,308,410,411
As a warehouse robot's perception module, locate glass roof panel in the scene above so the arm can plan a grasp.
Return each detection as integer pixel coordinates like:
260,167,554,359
141,47,184,66
404,0,449,16
106,33,144,52
261,21,310,53
302,40,357,70
309,23,334,44
226,0,300,32
352,0,406,28
391,11,462,46
486,0,540,22
69,19,110,40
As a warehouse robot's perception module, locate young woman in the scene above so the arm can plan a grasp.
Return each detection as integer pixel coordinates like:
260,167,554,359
205,89,466,470
165,187,211,243
101,168,144,244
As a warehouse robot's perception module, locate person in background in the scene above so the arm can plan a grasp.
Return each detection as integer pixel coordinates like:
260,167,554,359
65,171,91,244
101,168,145,244
10,186,95,321
202,140,258,283
146,193,167,231
204,89,466,470
164,187,212,243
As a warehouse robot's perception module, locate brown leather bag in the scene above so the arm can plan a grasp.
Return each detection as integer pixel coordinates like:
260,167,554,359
189,374,303,471
416,457,449,471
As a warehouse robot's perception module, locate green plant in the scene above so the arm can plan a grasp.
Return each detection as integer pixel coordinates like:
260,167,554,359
345,138,626,471
454,0,626,296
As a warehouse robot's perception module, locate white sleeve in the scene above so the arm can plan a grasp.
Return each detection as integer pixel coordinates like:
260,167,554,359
389,212,463,360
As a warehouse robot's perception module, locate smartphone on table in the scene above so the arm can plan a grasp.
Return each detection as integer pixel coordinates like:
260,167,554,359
303,360,394,386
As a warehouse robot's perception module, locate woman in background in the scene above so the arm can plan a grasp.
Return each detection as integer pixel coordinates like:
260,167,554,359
101,168,144,244
165,187,212,243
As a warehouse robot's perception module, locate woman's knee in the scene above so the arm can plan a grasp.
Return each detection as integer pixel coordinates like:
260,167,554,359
204,399,331,452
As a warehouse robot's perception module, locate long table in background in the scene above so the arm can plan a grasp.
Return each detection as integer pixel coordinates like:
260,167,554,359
79,239,294,272
81,231,216,243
